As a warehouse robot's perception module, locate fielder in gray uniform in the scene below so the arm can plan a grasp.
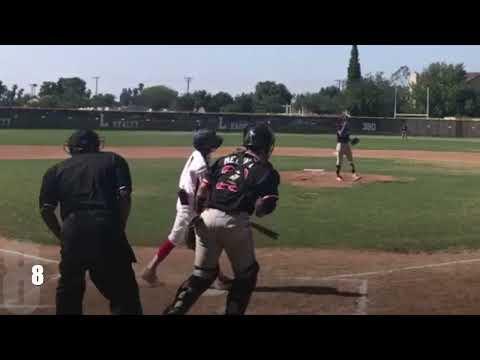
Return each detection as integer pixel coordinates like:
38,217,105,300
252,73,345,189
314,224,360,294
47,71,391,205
401,122,408,140
163,123,280,315
336,115,361,182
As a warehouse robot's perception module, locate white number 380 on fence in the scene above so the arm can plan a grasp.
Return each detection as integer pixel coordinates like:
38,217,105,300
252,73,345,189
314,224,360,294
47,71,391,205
362,122,377,131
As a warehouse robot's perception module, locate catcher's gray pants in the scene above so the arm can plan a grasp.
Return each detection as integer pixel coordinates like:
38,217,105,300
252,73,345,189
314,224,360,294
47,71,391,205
193,208,255,279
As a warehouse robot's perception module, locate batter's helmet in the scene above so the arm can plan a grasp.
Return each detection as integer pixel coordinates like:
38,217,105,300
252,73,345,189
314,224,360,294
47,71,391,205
243,123,275,158
64,129,104,154
193,129,223,153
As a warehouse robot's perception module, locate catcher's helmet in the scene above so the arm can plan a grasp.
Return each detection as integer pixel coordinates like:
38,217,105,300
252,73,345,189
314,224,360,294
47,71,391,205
243,123,275,158
193,129,223,153
65,129,103,154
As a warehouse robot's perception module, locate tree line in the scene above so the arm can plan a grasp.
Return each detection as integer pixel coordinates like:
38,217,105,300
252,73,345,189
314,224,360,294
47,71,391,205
295,46,480,118
2,46,480,118
0,77,294,114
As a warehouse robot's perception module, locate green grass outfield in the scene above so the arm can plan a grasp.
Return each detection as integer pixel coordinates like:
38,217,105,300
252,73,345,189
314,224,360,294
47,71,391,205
2,156,480,252
2,129,480,151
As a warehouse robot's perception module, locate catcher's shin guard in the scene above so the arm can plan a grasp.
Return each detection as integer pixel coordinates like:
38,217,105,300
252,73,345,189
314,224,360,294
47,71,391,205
225,262,259,315
163,268,218,315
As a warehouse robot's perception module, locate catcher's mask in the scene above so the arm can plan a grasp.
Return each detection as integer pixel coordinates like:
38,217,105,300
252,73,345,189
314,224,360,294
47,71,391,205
193,129,223,154
243,123,276,159
64,129,104,155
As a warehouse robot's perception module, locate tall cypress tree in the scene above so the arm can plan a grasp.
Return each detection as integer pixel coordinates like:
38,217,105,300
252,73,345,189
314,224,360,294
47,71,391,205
347,45,362,84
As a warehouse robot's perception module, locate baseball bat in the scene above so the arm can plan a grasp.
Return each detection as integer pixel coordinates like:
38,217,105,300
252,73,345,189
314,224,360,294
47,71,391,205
250,221,279,240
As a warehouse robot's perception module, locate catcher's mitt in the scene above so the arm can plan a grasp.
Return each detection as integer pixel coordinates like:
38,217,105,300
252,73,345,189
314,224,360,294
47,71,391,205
351,137,360,146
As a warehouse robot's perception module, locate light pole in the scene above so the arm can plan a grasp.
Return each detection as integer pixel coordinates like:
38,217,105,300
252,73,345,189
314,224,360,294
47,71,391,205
426,87,430,119
93,76,100,96
184,76,193,94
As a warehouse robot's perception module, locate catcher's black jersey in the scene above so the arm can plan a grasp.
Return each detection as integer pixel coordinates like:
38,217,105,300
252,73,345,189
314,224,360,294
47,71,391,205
39,151,132,221
206,150,280,215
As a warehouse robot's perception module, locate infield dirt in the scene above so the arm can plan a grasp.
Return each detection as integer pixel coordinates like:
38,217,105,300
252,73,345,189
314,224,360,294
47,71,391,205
1,145,480,315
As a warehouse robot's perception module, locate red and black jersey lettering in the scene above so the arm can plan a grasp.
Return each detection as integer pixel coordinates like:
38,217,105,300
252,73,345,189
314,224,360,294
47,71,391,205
206,151,280,214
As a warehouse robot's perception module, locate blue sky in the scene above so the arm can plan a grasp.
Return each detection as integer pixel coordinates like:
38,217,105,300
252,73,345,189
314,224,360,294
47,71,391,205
1,45,479,97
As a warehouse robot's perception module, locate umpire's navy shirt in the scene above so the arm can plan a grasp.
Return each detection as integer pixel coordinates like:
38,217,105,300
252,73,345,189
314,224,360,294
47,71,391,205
39,151,132,221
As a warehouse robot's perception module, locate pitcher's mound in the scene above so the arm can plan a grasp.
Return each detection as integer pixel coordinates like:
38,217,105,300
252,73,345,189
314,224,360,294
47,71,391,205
281,170,412,188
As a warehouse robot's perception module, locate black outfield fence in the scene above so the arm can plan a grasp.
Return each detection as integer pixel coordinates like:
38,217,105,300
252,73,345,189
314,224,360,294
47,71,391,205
0,107,479,137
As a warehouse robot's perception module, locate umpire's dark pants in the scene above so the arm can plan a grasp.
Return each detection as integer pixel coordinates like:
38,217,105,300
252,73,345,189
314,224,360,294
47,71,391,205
56,210,143,315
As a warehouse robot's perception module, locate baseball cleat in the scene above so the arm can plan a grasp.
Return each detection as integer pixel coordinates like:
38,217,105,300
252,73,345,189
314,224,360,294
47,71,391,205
352,174,362,181
336,175,344,182
141,267,159,286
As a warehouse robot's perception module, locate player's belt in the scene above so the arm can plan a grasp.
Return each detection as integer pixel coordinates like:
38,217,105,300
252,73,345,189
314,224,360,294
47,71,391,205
209,206,249,216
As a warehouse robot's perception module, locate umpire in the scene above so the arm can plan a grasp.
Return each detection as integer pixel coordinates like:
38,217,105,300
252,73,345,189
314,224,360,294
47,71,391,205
39,129,143,315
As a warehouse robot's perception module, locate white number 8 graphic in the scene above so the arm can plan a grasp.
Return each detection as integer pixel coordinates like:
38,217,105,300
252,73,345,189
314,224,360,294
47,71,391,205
32,265,44,286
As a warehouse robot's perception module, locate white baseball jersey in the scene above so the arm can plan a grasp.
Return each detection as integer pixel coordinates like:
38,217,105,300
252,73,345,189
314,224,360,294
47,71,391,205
177,150,209,210
168,150,209,245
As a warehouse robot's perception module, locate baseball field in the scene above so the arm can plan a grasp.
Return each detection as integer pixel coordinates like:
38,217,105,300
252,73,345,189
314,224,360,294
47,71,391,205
3,129,480,315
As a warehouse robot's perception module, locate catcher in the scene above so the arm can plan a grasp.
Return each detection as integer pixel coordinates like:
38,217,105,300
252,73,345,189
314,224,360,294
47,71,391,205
336,113,361,182
163,123,280,315
141,129,232,290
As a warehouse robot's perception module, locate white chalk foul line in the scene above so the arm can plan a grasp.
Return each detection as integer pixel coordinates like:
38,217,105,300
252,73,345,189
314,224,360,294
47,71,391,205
4,248,480,281
0,248,59,264
317,257,480,281
354,280,368,315
0,305,55,309
3,248,480,315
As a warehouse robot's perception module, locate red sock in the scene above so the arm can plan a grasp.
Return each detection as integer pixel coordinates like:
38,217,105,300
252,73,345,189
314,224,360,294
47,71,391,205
156,239,176,263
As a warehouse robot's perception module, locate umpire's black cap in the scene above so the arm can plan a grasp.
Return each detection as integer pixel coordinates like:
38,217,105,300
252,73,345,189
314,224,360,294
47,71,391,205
65,129,102,154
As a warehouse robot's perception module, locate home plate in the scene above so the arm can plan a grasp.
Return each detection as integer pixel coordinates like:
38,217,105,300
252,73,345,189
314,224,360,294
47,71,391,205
303,169,325,173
